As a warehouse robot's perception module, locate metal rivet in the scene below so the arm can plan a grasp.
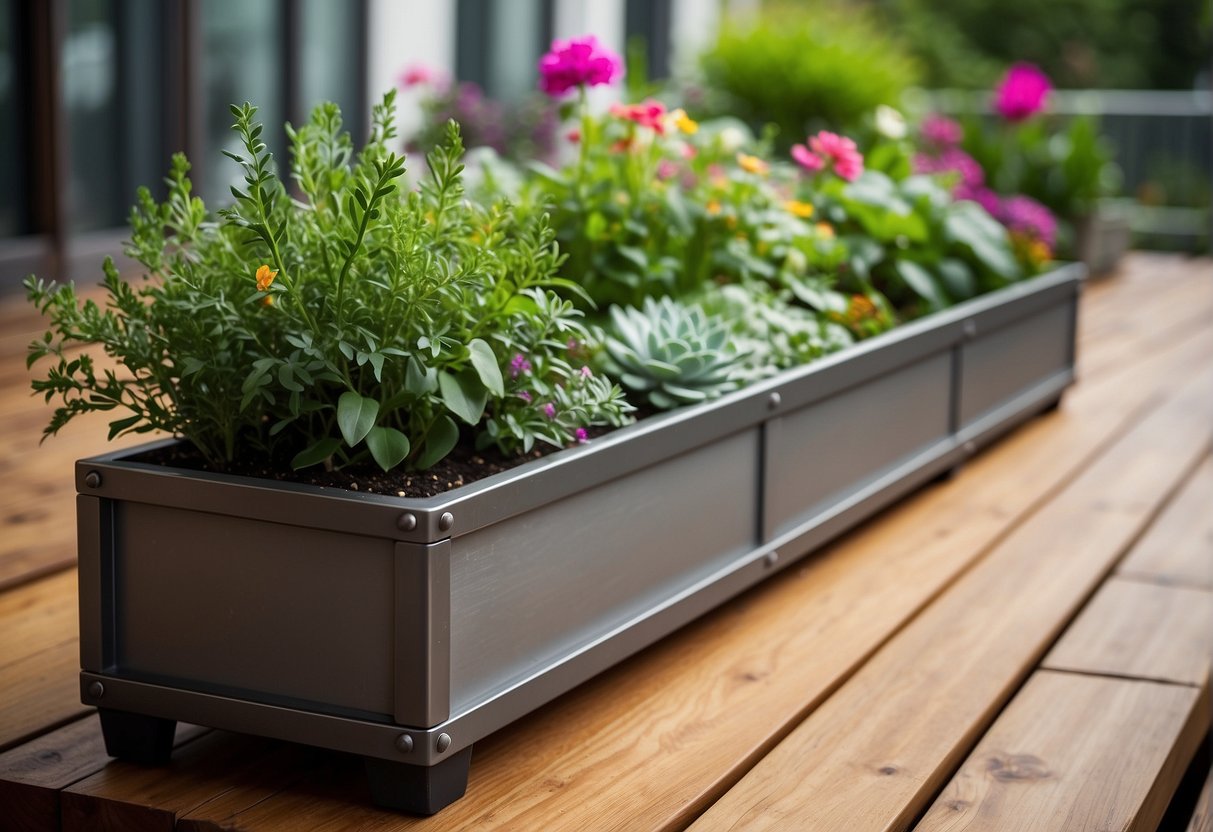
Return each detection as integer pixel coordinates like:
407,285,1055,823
963,440,977,455
763,551,779,569
397,513,418,532
87,681,105,699
436,733,452,754
395,733,414,753
767,392,782,410
438,512,454,532
84,471,102,489
962,320,978,340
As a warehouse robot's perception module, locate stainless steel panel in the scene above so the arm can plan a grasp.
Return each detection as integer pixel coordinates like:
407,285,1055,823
114,503,396,716
959,303,1073,428
764,352,952,541
446,429,760,714
394,540,451,728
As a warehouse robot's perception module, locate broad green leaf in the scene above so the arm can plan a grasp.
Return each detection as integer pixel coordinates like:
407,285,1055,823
895,260,948,311
937,258,977,300
945,203,1021,280
416,415,460,470
291,437,342,470
467,338,504,397
337,391,379,446
405,357,438,396
439,370,488,425
366,426,410,471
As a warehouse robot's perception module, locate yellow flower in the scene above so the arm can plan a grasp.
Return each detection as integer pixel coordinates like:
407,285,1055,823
736,153,769,176
255,264,278,292
669,108,699,134
815,222,835,239
706,199,722,216
261,295,275,307
784,200,814,219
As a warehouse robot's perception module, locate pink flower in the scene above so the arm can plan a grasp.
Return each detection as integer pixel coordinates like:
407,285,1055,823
542,402,557,419
517,390,533,403
574,427,589,444
809,131,864,181
791,143,824,173
914,148,985,188
579,365,592,378
955,183,1002,218
921,114,963,147
999,194,1057,247
610,99,667,134
656,160,678,180
510,353,532,378
398,64,437,88
994,63,1051,122
566,128,581,144
538,35,623,98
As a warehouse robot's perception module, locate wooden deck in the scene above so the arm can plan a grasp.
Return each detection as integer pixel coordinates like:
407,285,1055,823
1,252,1210,831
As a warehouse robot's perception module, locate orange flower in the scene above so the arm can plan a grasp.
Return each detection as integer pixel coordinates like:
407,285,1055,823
736,153,769,176
783,199,814,219
815,222,835,239
706,199,722,216
255,264,277,292
261,295,275,307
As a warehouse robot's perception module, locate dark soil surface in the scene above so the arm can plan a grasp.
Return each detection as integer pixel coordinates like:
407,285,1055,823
130,425,618,498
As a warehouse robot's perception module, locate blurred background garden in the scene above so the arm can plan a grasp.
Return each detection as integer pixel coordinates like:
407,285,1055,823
0,0,1208,295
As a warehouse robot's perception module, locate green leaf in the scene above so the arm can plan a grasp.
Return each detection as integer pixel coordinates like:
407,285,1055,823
945,203,1021,279
337,391,379,446
467,338,504,397
291,437,342,470
405,357,438,395
895,260,948,311
366,426,410,471
416,415,460,470
107,415,142,440
937,258,977,300
439,370,488,425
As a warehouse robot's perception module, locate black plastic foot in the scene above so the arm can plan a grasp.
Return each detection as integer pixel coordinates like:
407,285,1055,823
98,708,177,765
365,746,473,815
932,464,963,485
1041,394,1064,413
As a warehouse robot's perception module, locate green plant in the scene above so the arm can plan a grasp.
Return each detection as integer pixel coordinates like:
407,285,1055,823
601,296,747,409
26,93,631,474
695,2,921,144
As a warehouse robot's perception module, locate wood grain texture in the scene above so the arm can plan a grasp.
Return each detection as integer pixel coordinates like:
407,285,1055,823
916,671,1209,832
687,376,1212,832
1118,456,1213,591
0,715,207,832
0,570,85,751
60,731,287,832
159,285,1212,828
1042,577,1213,687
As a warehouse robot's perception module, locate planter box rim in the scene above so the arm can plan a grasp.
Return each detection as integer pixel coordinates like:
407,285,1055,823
77,263,1085,544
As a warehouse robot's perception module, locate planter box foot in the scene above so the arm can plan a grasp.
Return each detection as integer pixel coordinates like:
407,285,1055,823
99,708,177,765
1041,393,1064,414
364,746,474,814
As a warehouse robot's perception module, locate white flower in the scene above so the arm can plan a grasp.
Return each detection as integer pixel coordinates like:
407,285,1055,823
875,105,907,140
718,126,747,153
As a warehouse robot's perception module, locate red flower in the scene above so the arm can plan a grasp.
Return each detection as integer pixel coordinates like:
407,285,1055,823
609,99,667,134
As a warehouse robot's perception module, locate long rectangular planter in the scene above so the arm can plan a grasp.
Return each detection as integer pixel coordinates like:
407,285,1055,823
75,264,1084,813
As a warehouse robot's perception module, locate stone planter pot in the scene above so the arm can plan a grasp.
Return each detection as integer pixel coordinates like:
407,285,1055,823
75,264,1083,814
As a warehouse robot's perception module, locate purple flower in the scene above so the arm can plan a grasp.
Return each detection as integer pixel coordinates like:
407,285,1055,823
542,402,557,419
538,35,623,97
999,194,1057,247
956,183,1003,218
921,114,963,147
517,390,533,403
914,148,985,189
574,427,589,444
994,63,1051,122
510,353,532,378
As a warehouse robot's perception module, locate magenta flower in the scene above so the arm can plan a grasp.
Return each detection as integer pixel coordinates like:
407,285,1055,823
999,194,1057,247
542,402,557,419
398,64,438,89
574,427,589,444
914,148,985,189
921,114,963,147
537,35,623,98
956,183,1003,218
810,131,864,181
510,353,532,378
517,390,533,403
791,143,824,173
994,63,1051,122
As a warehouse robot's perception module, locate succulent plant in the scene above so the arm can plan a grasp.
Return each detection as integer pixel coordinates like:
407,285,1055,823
602,296,747,410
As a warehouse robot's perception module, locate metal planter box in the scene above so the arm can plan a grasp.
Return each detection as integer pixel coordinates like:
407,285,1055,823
75,265,1083,813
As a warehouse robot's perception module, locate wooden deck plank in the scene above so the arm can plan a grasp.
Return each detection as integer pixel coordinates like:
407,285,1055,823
915,671,1209,832
0,715,207,832
1042,577,1213,687
160,310,1211,825
1118,456,1213,591
0,570,86,752
686,376,1212,832
60,732,296,832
